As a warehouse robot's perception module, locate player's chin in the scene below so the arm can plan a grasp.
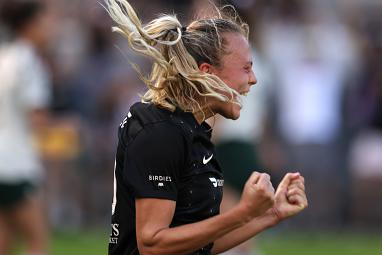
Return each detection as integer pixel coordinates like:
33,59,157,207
230,110,241,120
222,104,241,120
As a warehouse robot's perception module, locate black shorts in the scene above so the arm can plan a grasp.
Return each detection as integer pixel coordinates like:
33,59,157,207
0,181,37,209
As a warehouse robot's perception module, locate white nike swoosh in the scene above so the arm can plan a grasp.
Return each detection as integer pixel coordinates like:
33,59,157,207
203,154,213,164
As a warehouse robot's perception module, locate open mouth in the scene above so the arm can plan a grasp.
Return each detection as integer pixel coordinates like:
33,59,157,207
238,90,250,98
230,90,248,108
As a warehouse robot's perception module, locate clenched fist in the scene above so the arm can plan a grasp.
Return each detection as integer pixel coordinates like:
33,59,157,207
239,172,275,220
271,172,308,222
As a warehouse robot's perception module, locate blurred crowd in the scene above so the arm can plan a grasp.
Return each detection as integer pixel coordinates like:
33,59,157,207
1,0,381,233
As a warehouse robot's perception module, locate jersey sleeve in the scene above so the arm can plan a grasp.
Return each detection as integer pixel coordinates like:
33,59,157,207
123,122,187,201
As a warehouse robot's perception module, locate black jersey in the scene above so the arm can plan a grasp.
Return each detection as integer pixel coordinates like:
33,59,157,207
108,102,224,255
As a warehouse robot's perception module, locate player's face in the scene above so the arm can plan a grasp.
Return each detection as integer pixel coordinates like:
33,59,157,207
209,33,257,120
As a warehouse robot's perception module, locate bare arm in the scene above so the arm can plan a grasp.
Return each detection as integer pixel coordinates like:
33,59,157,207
211,209,277,254
211,173,308,254
135,172,275,255
136,198,248,255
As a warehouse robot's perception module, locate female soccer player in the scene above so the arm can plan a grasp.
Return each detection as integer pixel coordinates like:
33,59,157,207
106,1,308,254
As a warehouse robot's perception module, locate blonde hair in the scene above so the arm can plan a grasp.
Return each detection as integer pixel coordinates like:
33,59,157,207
105,0,249,118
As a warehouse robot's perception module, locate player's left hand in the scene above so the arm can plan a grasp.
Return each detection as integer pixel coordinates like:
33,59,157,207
271,172,308,222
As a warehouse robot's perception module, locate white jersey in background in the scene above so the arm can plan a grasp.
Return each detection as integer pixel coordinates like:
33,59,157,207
0,39,51,183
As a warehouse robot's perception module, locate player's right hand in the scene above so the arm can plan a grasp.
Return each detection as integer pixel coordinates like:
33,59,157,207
239,172,275,219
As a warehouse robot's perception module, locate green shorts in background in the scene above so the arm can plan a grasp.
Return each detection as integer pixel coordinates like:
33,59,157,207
0,181,37,209
216,140,261,192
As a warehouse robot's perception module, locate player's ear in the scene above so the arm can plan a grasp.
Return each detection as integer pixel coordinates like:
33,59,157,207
198,62,213,74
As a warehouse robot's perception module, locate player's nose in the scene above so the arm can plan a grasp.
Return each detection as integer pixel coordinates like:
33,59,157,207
249,70,257,86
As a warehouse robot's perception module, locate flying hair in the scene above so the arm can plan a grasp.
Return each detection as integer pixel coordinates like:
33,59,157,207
104,0,249,119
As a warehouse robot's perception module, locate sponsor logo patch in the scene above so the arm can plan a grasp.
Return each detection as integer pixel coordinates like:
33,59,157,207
209,177,224,187
148,174,172,188
109,223,119,244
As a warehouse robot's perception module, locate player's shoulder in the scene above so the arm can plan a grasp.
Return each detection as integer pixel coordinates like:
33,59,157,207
118,102,188,145
130,101,173,125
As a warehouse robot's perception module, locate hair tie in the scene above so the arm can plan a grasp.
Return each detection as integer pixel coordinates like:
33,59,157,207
169,26,187,34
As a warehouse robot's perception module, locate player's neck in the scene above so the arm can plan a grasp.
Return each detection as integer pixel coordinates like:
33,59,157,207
193,106,214,125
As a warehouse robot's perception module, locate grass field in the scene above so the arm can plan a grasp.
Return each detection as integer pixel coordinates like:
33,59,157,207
258,231,382,255
12,230,382,255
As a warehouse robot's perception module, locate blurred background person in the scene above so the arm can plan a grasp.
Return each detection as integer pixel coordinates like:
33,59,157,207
257,0,360,228
0,0,53,254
